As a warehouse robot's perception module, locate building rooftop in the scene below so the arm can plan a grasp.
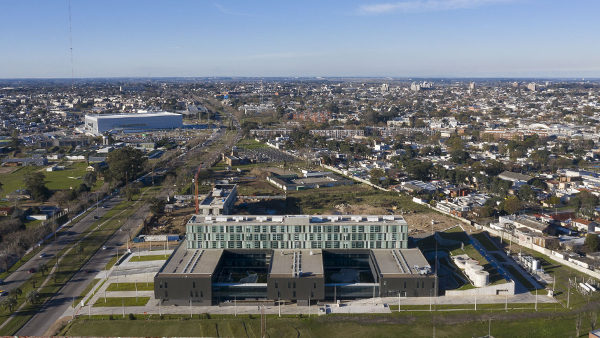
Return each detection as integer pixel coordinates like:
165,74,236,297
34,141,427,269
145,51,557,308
158,242,223,275
188,214,407,226
269,249,324,278
86,112,181,120
198,184,237,208
371,249,432,276
498,171,533,182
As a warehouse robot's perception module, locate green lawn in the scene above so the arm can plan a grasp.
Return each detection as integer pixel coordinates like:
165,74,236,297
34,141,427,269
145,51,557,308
0,162,101,198
483,232,600,309
0,186,160,335
236,138,268,150
285,184,428,214
104,254,119,270
106,282,154,292
44,162,89,190
76,278,100,304
93,297,150,307
505,265,536,291
472,232,501,252
128,254,168,262
61,311,600,337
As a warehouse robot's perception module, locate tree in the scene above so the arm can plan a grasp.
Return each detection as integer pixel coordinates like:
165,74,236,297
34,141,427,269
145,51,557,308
39,263,48,276
149,197,166,216
502,196,522,215
517,185,536,204
369,168,386,185
83,171,97,188
450,149,470,164
547,195,561,207
125,183,141,201
26,290,40,304
584,234,600,254
1,296,17,312
106,147,146,185
13,287,22,299
23,172,51,201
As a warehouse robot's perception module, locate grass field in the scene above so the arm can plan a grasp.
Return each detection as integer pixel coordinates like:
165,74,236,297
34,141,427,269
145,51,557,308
93,297,150,307
0,162,104,200
76,279,100,304
481,232,600,309
236,138,268,150
61,311,600,337
106,282,154,292
504,265,536,291
472,232,501,252
0,186,159,335
103,254,119,270
286,184,428,214
128,254,168,262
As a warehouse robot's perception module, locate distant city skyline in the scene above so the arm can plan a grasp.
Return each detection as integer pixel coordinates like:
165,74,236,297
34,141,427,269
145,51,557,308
1,0,599,78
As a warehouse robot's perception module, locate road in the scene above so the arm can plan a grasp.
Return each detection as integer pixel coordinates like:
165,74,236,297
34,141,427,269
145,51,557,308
15,102,238,335
16,191,158,336
0,195,120,293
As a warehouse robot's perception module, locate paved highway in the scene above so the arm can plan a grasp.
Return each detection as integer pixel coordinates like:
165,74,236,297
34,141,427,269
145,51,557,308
1,195,120,293
13,101,238,336
16,193,155,336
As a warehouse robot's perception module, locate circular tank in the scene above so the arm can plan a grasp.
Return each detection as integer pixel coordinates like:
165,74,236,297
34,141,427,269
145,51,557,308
473,270,490,287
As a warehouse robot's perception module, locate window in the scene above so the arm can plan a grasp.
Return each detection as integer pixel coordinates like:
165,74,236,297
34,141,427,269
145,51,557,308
293,291,296,298
293,282,296,288
164,282,168,288
275,281,278,288
314,283,317,289
192,282,196,288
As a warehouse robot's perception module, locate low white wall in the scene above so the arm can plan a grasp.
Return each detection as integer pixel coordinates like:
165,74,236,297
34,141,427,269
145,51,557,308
445,281,516,296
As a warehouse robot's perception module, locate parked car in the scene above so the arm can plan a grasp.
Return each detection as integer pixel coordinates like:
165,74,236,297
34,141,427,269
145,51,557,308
28,268,36,274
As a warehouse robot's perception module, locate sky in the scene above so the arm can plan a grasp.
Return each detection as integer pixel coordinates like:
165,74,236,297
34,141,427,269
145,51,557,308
0,0,599,78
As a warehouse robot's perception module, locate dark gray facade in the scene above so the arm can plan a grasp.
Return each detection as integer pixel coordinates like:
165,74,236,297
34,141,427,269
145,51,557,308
154,243,435,305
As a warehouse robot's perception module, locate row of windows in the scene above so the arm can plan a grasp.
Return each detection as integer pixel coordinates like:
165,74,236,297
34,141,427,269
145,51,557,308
188,240,406,249
188,233,406,242
189,225,406,234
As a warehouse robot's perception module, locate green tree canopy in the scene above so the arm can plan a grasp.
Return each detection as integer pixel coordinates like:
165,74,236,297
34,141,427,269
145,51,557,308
24,172,51,201
106,147,146,185
584,234,600,253
501,195,522,215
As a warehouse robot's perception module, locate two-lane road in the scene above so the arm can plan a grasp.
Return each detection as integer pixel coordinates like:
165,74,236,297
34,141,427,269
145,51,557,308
1,196,121,293
15,195,155,336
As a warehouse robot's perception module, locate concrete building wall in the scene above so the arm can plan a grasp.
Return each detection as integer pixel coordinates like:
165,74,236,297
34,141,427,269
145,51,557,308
85,113,182,135
154,274,213,306
380,276,437,297
267,277,325,302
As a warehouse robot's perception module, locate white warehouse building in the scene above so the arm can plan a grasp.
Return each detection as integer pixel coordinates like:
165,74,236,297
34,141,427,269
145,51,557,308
84,112,182,135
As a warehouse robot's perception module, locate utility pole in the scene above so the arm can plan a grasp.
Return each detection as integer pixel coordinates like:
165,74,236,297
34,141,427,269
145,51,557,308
398,292,401,312
567,278,571,309
190,298,192,318
234,296,237,317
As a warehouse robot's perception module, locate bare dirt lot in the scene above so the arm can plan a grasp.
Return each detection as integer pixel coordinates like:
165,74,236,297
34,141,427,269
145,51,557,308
403,212,465,237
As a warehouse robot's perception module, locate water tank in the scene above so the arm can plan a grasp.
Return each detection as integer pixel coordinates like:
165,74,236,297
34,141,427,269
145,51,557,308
531,259,540,271
473,271,489,287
